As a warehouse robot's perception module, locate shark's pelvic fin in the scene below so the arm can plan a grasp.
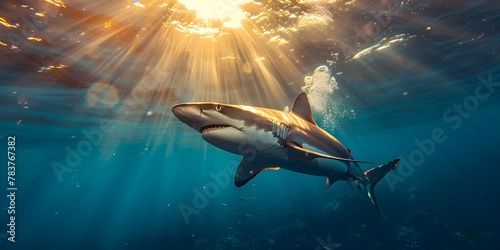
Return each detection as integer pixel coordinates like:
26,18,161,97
326,176,339,187
291,92,317,125
286,141,372,163
234,157,279,187
364,157,400,212
346,173,362,190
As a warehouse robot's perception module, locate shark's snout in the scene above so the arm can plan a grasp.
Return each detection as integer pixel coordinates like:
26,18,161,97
172,104,204,131
172,104,197,119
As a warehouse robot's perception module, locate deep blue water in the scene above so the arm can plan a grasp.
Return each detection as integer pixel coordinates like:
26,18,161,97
1,0,500,249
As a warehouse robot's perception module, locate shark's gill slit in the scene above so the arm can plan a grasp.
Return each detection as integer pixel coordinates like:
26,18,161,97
272,121,289,146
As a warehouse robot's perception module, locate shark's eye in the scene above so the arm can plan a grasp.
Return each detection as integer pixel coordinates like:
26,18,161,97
215,105,222,112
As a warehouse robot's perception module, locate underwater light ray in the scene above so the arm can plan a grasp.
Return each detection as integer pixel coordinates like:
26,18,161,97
26,0,331,154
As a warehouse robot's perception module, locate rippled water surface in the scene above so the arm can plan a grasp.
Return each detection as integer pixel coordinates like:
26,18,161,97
0,0,499,249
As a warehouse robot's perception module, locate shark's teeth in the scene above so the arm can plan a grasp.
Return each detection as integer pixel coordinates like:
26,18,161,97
201,125,231,133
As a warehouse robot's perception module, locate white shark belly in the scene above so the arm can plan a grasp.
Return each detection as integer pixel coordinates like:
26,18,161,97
262,153,348,179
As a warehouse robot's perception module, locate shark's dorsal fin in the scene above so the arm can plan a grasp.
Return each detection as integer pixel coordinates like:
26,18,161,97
286,141,373,164
234,158,279,187
291,92,317,125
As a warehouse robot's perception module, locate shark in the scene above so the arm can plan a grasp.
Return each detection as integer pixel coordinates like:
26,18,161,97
172,92,400,211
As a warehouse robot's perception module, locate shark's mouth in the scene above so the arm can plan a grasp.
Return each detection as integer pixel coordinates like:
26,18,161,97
200,124,234,133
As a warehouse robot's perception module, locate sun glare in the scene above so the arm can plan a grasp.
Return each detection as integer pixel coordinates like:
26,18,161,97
177,0,252,28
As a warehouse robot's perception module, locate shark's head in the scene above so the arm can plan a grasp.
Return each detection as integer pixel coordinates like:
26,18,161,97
172,102,259,153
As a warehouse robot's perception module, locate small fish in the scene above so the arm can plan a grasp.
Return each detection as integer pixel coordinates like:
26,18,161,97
221,204,228,207
245,214,253,218
238,197,246,201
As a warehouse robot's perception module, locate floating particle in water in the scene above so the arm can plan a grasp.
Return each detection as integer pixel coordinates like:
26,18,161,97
242,62,252,74
27,36,42,42
426,26,431,30
17,120,22,125
133,0,145,8
146,110,153,116
54,211,59,215
403,91,408,96
221,204,228,207
86,82,120,109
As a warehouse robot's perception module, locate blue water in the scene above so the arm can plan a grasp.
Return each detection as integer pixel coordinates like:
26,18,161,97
1,0,500,249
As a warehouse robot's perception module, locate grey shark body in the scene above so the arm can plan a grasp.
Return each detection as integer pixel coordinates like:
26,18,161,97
172,92,400,211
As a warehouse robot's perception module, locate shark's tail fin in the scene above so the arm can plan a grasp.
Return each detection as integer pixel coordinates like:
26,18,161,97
363,157,400,212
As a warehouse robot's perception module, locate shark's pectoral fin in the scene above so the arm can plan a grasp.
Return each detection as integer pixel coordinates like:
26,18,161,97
286,141,372,164
234,157,279,187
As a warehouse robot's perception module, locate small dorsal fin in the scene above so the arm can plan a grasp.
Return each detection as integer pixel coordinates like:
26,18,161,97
291,92,316,125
